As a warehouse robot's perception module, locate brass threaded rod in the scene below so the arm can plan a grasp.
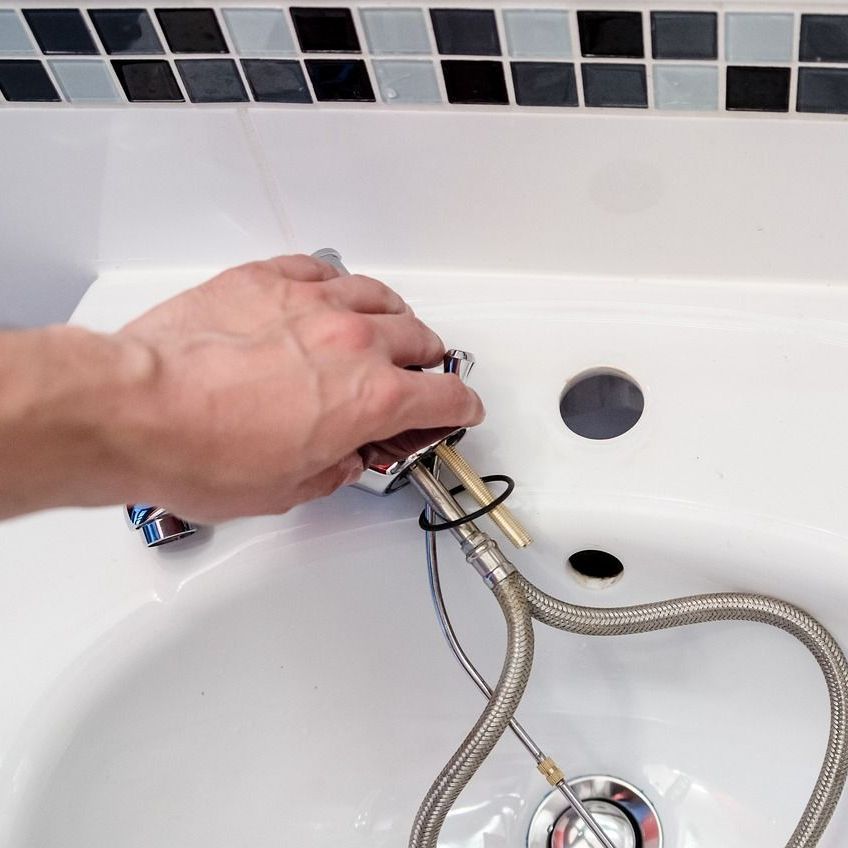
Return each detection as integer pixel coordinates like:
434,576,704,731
434,443,532,548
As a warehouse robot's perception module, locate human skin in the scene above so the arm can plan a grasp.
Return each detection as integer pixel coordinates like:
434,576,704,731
0,254,484,521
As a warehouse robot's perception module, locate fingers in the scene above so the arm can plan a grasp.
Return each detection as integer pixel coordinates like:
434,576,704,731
364,427,458,464
366,372,485,442
323,275,409,315
368,313,445,367
254,253,341,282
293,452,364,505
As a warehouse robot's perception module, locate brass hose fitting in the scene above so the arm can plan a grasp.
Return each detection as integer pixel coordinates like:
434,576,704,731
434,443,532,548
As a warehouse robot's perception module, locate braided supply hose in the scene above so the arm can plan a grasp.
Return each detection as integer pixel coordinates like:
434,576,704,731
518,577,848,848
408,572,534,848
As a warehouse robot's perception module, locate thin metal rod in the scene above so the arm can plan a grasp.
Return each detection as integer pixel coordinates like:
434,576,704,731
423,463,617,848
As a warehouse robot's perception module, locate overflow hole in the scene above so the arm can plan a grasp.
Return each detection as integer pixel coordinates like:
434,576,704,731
567,549,625,588
560,369,644,439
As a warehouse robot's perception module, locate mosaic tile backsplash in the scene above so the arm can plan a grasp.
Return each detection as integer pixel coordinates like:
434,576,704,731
1,5,848,115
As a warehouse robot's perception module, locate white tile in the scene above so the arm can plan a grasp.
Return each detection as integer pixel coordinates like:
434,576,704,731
222,8,295,56
360,8,430,55
503,10,571,59
0,110,288,325
726,13,794,63
373,60,440,104
0,10,34,54
49,60,121,103
654,65,718,111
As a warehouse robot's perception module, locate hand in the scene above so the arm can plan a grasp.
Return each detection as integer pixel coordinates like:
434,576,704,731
116,254,484,521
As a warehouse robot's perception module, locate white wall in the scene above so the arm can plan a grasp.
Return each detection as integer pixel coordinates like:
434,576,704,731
3,106,848,326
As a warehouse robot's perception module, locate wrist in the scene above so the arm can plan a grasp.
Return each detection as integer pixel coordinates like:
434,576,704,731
0,325,160,515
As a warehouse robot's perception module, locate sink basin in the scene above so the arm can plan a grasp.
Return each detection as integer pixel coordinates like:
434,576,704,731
3,269,848,847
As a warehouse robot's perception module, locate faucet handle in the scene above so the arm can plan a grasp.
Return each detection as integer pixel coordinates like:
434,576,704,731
444,349,474,382
125,503,196,548
353,348,475,496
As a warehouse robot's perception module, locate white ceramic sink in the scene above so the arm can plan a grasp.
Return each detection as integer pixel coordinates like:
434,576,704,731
3,269,848,847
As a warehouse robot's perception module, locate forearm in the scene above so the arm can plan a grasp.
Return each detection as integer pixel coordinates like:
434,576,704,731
0,325,156,518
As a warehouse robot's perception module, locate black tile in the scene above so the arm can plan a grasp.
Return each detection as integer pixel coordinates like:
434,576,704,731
155,8,227,54
22,9,97,55
290,8,359,53
242,60,311,103
797,67,848,114
430,9,500,56
0,60,60,101
577,11,643,58
726,66,790,112
177,59,247,102
651,12,716,60
112,59,183,101
88,9,163,55
800,15,848,63
305,59,373,101
441,60,507,104
581,63,647,107
511,62,577,106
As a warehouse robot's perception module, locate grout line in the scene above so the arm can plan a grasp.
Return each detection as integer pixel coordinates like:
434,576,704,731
492,8,515,104
421,7,450,105
569,9,586,106
211,5,254,102
787,8,801,112
641,9,654,110
347,2,380,103
717,6,727,111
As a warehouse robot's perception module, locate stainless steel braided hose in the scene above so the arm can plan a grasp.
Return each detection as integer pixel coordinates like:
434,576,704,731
519,577,848,848
407,461,848,847
408,572,534,848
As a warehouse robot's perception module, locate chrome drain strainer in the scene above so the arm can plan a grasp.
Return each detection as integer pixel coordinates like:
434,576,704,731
527,775,662,848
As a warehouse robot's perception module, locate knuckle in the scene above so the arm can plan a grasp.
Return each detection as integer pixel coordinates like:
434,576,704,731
328,312,375,350
369,372,406,416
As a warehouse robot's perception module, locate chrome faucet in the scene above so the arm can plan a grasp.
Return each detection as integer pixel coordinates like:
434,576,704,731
123,249,473,546
125,504,196,548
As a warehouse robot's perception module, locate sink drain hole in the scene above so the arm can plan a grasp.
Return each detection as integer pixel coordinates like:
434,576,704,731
528,776,661,848
568,550,624,587
560,369,644,439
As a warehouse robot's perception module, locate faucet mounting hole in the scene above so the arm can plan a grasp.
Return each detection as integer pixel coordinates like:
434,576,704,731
560,369,644,439
568,549,624,588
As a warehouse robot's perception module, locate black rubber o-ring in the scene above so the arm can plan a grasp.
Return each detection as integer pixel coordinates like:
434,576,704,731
418,474,515,532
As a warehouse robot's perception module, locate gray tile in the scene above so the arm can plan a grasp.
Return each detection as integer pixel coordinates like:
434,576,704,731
222,8,295,56
725,13,794,63
49,59,121,102
361,8,430,55
0,10,34,54
800,15,848,63
503,10,571,59
654,64,717,111
511,61,577,106
176,59,248,103
241,59,310,102
651,12,716,60
88,10,163,55
373,59,440,103
797,67,848,114
582,63,647,108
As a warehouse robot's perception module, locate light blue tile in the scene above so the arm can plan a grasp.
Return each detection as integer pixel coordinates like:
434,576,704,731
725,13,794,63
373,60,440,103
49,60,121,102
222,8,295,56
0,10,35,54
503,10,571,59
654,64,717,111
361,9,430,55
